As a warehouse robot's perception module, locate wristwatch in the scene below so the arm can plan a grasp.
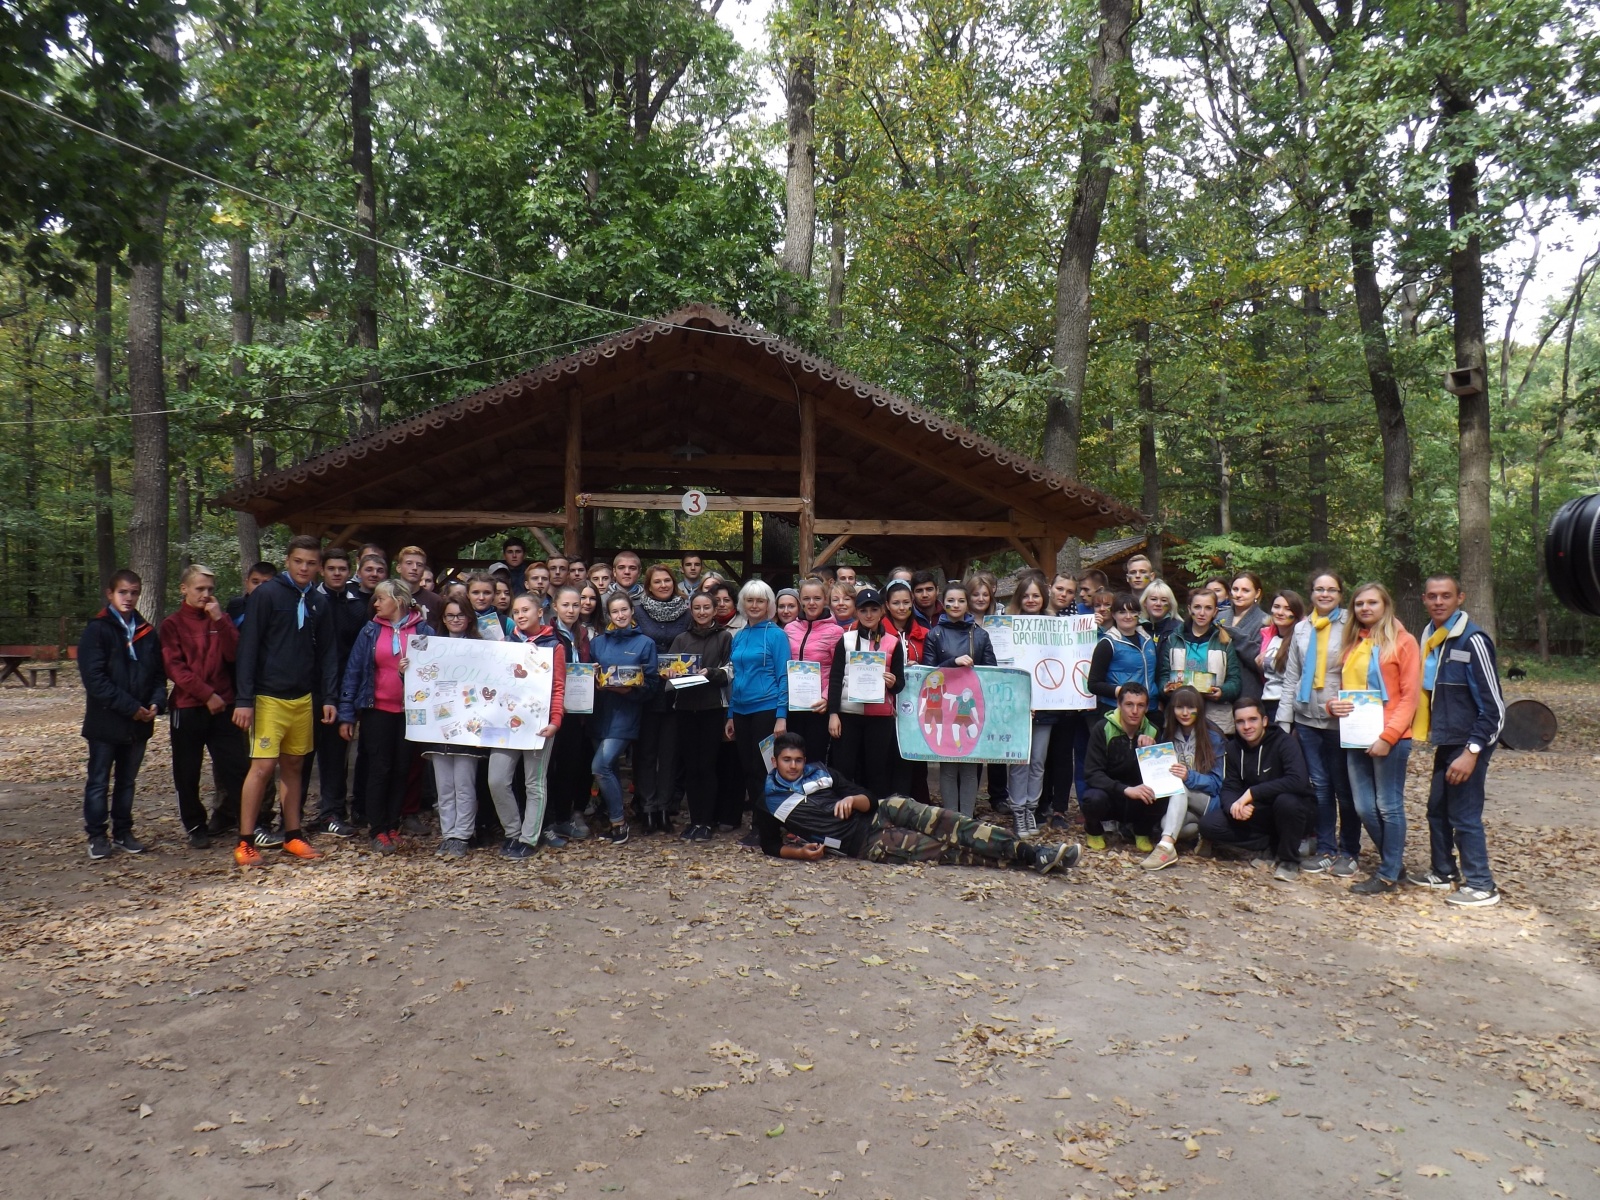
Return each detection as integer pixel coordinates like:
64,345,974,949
1467,742,1482,755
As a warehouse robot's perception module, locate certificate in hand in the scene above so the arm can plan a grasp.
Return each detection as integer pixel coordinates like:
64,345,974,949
565,663,597,714
844,650,887,705
1135,742,1187,798
787,660,823,709
1339,690,1385,749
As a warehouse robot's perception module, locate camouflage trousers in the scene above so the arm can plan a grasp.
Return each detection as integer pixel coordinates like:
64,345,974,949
863,795,1028,869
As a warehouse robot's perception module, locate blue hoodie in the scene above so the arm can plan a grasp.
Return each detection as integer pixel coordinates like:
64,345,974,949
729,619,791,717
589,623,658,741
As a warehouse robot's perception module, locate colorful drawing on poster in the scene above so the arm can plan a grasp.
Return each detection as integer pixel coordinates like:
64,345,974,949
894,665,1032,764
405,639,554,750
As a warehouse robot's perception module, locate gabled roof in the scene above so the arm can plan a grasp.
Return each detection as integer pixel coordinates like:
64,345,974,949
217,304,1140,565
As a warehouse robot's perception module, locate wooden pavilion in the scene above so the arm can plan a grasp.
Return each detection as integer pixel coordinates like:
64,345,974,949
216,305,1140,578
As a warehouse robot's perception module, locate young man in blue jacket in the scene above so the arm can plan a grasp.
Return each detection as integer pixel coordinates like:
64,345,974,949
78,570,166,859
231,535,340,866
1407,575,1506,907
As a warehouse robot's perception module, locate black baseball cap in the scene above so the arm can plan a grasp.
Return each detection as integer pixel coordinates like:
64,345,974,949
854,587,884,608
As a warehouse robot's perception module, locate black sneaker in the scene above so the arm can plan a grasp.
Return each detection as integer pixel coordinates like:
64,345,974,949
187,829,212,850
112,832,147,854
1444,886,1500,907
1406,869,1457,890
609,821,631,846
689,824,714,843
87,834,113,860
252,826,285,848
1350,874,1397,896
402,813,429,835
1300,853,1332,874
1033,842,1081,875
502,840,536,860
323,817,355,838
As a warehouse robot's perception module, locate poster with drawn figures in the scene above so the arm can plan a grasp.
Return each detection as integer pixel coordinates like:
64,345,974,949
404,637,554,751
894,665,1033,764
982,614,1097,710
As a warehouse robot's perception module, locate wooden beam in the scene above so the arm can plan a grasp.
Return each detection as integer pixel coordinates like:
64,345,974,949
1007,536,1042,572
798,393,816,576
742,510,754,577
811,533,852,569
299,508,567,527
812,519,1047,538
326,523,362,549
529,527,560,559
575,492,805,513
564,388,583,558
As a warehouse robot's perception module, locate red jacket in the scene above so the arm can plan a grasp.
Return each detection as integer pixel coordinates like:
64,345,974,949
160,602,239,709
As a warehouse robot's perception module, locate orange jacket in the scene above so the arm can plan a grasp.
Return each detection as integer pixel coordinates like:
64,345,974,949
1343,626,1421,744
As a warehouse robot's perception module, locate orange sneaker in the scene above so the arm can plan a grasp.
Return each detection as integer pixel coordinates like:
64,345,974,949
233,840,263,867
281,837,321,860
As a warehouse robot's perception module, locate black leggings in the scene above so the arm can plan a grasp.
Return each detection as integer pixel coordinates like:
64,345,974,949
732,709,779,840
360,709,412,836
677,707,727,827
835,713,905,798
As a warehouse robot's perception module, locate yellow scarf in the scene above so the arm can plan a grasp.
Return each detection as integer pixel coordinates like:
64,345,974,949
1303,609,1339,699
1412,617,1457,743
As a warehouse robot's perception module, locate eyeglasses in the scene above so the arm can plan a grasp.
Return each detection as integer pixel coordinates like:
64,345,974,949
1312,586,1340,595
444,612,469,621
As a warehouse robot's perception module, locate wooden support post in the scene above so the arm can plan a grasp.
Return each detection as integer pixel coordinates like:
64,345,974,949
742,510,754,573
529,527,560,559
798,393,816,576
811,533,852,569
564,388,582,558
1006,536,1042,572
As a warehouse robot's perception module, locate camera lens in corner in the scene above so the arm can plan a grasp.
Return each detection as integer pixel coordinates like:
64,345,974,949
1545,492,1600,618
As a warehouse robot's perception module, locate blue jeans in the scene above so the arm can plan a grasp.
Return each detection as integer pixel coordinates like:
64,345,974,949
1297,724,1359,857
1347,739,1411,882
590,737,633,824
83,739,147,839
1427,744,1495,891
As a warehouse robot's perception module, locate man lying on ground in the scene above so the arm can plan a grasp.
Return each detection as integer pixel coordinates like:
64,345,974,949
759,733,1079,874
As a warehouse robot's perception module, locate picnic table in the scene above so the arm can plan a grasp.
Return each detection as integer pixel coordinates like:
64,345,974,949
0,645,67,687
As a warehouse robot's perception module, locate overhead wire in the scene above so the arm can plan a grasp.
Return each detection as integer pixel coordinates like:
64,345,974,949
0,85,772,341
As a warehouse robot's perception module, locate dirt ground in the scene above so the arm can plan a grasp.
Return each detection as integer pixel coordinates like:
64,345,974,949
2,679,1598,1200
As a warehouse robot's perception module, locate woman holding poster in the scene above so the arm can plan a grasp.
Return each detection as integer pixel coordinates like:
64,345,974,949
488,595,567,860
426,598,488,859
1001,571,1056,836
1140,687,1226,871
1325,583,1419,895
827,587,905,797
785,579,843,763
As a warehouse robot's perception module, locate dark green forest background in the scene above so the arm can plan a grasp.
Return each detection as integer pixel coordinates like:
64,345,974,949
1,0,1598,654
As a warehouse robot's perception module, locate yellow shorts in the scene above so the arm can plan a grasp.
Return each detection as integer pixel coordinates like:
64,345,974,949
249,694,315,759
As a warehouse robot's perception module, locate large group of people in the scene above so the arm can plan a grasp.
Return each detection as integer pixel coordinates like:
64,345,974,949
75,539,1506,905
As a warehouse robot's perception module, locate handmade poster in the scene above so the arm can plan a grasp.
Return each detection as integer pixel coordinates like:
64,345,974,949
405,636,554,750
565,663,596,714
598,665,645,689
787,660,823,709
1339,690,1385,749
659,653,701,679
894,665,1032,764
1136,742,1187,798
759,734,776,774
843,650,887,705
983,614,1096,710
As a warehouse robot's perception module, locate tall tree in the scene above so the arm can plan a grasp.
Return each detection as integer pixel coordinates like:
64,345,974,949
350,29,383,434
778,1,817,284
1041,0,1135,568
229,232,260,571
91,262,116,589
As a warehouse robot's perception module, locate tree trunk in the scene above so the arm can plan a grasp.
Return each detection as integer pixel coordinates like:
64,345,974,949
1441,0,1495,640
778,6,816,283
1304,287,1329,569
175,465,192,568
1347,197,1423,627
827,129,847,330
1042,0,1134,571
1131,119,1159,570
229,234,261,571
92,262,116,590
127,197,170,620
19,304,41,618
351,32,383,433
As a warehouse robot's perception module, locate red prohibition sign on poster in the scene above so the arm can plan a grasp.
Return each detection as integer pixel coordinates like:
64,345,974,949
1034,657,1066,691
